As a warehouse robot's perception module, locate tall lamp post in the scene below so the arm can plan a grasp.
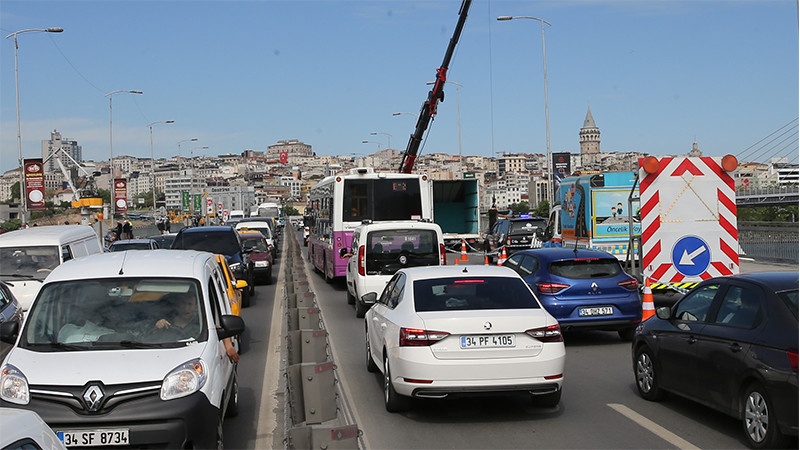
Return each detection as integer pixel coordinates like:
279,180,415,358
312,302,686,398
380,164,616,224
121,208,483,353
147,120,174,221
5,27,63,225
427,80,463,175
177,138,198,169
106,89,143,230
497,15,552,208
370,132,392,150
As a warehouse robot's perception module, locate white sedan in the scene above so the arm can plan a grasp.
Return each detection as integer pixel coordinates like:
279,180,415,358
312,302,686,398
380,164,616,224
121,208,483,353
365,265,566,412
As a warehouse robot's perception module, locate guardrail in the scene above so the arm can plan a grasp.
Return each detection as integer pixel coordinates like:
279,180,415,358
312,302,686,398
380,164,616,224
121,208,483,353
738,221,799,263
282,228,360,449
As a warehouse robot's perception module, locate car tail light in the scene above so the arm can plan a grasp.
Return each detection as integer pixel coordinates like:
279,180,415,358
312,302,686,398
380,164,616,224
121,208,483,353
788,349,798,373
537,282,569,294
357,245,365,276
506,237,512,246
618,278,638,290
526,325,563,342
400,328,450,346
440,243,447,265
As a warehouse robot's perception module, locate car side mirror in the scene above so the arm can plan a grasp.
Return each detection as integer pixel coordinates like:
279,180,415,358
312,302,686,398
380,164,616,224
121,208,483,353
217,314,245,340
0,321,19,344
235,279,248,290
655,306,671,320
362,292,378,304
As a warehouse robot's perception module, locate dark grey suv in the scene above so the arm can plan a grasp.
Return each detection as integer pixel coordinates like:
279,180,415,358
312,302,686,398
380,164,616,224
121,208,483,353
484,216,548,263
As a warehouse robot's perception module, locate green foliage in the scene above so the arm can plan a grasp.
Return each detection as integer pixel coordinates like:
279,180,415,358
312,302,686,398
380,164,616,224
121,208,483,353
738,204,798,222
1,219,22,232
283,205,299,216
533,200,550,217
10,181,20,202
508,201,529,215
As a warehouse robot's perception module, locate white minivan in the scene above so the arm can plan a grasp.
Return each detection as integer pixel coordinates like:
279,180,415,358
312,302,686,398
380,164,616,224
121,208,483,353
342,220,445,318
0,225,103,310
0,250,244,449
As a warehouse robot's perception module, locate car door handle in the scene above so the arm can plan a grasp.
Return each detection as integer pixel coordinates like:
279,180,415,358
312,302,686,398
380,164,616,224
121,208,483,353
729,343,742,353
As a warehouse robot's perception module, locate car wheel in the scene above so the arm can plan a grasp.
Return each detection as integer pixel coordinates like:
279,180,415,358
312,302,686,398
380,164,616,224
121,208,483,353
365,325,378,373
346,289,356,305
355,299,369,318
225,369,239,418
742,382,788,449
533,387,562,407
634,347,666,401
618,327,635,341
383,354,409,412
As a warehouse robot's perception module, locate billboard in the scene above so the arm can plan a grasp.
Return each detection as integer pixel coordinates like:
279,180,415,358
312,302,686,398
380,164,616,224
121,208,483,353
552,152,571,204
24,159,45,211
114,178,128,213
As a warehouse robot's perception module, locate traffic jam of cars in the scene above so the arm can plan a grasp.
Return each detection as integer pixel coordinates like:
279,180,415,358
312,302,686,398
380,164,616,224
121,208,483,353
0,222,278,448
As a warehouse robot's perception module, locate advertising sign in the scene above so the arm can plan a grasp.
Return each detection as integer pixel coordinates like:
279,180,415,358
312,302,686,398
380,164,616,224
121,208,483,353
552,152,571,204
193,194,202,213
206,197,214,216
24,159,45,211
181,191,190,212
114,178,128,213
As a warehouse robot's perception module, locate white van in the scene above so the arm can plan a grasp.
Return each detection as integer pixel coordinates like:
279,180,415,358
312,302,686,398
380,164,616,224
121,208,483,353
342,220,445,318
0,250,244,448
0,225,103,310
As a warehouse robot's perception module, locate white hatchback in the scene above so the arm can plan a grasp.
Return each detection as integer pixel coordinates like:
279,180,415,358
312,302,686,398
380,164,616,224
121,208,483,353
343,221,445,318
365,265,565,412
0,250,244,448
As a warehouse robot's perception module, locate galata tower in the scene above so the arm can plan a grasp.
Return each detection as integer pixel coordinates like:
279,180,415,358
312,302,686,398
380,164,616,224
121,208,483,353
579,104,600,166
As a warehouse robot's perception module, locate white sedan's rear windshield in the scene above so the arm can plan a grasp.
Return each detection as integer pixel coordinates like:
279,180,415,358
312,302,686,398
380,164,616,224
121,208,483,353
413,277,540,312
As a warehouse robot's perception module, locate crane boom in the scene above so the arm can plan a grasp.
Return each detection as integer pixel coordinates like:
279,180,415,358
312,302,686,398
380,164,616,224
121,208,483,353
398,0,471,174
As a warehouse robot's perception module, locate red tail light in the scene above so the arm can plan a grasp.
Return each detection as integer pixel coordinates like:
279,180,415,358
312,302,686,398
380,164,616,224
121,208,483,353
526,325,563,342
400,328,450,346
357,245,365,276
788,349,798,373
618,278,638,290
537,282,569,294
440,243,447,265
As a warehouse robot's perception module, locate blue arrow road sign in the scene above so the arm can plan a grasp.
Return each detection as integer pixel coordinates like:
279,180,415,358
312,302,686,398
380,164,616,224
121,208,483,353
672,236,711,277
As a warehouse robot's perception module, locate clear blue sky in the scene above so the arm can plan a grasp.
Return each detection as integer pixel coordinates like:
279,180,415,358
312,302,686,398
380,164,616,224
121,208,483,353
1,0,797,173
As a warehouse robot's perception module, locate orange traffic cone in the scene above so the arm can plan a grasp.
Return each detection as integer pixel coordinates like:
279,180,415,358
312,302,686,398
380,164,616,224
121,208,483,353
641,282,655,322
484,254,490,265
454,257,459,265
497,246,507,266
459,239,469,262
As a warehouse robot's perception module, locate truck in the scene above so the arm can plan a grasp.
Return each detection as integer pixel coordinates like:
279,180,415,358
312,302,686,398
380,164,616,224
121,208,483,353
431,178,480,250
552,171,641,261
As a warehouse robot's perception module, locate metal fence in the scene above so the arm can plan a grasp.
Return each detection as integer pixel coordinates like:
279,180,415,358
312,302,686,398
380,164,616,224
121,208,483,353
738,221,799,263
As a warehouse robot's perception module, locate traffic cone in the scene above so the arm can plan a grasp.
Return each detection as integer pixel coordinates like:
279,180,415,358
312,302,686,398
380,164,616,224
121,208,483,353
454,257,459,265
641,282,655,322
484,254,489,265
497,246,507,266
459,239,469,262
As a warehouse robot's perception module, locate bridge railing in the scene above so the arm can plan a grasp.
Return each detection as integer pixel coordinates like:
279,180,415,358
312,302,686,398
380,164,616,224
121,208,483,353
738,221,798,263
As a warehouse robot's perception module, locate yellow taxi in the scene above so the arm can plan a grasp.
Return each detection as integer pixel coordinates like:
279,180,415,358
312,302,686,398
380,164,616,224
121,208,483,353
214,254,247,314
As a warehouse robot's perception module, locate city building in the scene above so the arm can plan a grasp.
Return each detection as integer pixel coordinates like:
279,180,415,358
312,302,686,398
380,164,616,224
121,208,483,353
42,130,82,174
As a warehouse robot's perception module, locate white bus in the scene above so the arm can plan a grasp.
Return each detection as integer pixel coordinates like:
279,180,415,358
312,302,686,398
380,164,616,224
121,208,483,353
306,168,433,281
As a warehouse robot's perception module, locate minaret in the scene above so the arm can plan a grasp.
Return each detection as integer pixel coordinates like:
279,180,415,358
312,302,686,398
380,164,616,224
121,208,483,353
579,104,600,165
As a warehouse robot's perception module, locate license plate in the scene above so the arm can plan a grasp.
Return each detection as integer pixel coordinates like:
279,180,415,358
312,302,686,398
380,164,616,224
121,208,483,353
57,429,129,447
460,334,515,349
579,306,613,317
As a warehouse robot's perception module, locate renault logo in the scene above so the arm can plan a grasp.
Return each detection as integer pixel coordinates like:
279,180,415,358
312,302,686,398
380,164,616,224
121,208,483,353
83,384,105,412
483,321,492,330
591,282,598,292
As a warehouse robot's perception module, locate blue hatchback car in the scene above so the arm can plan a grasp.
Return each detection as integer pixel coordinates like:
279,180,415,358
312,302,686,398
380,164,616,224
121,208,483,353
503,248,641,340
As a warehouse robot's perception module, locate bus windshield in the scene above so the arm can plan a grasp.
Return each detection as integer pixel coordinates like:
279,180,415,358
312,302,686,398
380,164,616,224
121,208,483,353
343,179,422,222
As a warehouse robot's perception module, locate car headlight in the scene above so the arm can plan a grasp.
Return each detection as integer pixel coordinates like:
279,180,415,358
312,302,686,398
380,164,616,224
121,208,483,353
161,358,207,401
1,364,30,405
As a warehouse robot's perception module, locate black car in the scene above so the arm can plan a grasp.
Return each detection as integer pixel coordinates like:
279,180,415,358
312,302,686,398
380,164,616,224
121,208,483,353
484,215,548,263
0,281,23,361
171,226,256,305
632,271,798,449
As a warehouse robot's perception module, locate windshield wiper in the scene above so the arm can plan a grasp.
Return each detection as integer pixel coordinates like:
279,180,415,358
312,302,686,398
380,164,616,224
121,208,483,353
117,340,172,348
0,273,36,279
27,342,90,351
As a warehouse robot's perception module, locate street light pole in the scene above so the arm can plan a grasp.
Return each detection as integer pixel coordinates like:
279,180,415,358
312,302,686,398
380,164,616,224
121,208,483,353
5,27,63,225
189,146,208,219
106,89,143,230
497,15,553,208
370,132,392,149
177,138,198,169
147,120,174,222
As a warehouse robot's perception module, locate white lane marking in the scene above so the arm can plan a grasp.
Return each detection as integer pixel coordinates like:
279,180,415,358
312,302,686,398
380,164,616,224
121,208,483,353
608,403,700,450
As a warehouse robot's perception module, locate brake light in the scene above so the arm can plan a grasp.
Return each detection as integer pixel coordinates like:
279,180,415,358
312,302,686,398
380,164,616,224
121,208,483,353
440,243,447,265
400,328,450,346
526,325,563,342
618,278,638,290
506,237,511,245
788,349,798,373
357,245,365,276
537,282,569,294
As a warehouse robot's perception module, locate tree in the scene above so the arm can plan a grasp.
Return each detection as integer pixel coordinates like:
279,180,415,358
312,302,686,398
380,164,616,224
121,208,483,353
10,181,20,202
508,201,529,215
533,200,550,217
283,205,299,216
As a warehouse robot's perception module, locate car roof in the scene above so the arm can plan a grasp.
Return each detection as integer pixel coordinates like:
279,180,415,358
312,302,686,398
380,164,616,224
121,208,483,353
399,265,519,281
45,250,213,283
0,225,97,245
235,221,272,228
721,271,799,291
237,231,266,239
512,247,616,261
177,226,234,234
355,220,442,232
112,238,156,244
